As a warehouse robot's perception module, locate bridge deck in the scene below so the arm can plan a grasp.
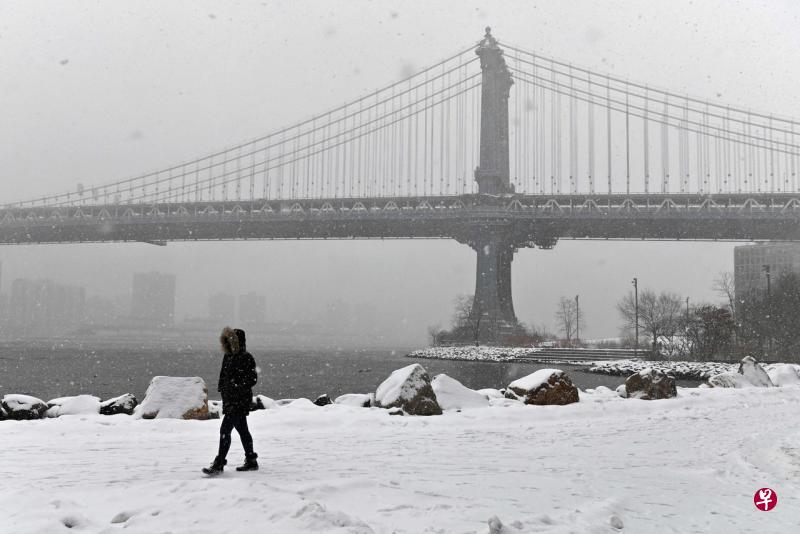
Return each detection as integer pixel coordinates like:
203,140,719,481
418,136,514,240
2,194,800,245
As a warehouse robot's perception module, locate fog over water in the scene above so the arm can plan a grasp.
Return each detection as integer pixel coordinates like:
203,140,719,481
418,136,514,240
1,1,799,345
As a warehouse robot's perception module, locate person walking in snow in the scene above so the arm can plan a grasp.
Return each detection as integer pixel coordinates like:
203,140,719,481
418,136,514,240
203,327,259,475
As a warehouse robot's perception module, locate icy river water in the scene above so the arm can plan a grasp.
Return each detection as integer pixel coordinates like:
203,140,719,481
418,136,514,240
0,339,702,401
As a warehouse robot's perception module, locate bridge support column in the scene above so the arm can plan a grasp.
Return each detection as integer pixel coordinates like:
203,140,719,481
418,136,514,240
470,233,521,344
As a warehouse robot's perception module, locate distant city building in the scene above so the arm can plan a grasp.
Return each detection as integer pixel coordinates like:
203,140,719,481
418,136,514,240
734,243,800,300
209,293,237,324
131,272,176,328
8,278,86,330
85,294,130,327
238,292,266,326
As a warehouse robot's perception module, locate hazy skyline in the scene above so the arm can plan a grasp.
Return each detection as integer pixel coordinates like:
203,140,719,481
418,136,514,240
2,0,799,344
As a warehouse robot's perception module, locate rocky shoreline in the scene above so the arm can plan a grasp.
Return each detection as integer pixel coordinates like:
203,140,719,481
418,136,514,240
587,360,740,381
4,356,798,422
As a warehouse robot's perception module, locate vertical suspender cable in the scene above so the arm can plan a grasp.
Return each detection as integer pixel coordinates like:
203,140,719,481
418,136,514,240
606,77,612,195
588,73,594,194
440,68,445,195
661,97,669,193
569,66,577,193
643,87,649,193
792,123,797,192
625,90,630,195
551,68,557,194
540,85,546,194
769,116,775,192
531,59,537,194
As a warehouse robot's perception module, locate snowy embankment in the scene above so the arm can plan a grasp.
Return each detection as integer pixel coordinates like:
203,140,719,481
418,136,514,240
408,346,543,362
588,359,741,381
3,386,800,533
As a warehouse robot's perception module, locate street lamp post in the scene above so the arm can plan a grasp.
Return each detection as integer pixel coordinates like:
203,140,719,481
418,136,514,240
685,296,690,324
632,277,639,352
575,294,580,346
763,264,772,356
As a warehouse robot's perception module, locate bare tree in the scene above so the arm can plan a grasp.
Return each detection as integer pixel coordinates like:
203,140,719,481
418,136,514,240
713,271,736,318
451,294,474,330
450,294,483,345
617,289,683,354
554,296,584,344
427,324,442,346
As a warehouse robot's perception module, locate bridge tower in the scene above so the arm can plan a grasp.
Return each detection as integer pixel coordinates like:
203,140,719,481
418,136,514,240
474,27,513,196
468,28,524,344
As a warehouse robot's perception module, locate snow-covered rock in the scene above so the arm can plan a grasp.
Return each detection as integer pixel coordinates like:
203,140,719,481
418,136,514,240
46,395,101,417
624,369,677,400
431,374,489,411
615,384,628,398
766,364,800,387
134,376,211,420
284,398,317,410
589,359,737,381
738,356,774,387
99,393,138,416
708,372,754,388
477,388,504,399
374,363,442,415
334,393,374,408
505,369,579,406
314,394,333,406
1,394,48,420
251,395,278,411
208,400,223,418
487,515,524,533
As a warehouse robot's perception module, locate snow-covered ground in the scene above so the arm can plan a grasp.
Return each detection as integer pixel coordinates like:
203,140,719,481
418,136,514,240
3,386,800,533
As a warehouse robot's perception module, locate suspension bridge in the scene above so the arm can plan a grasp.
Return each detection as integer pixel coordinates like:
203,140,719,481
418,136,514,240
3,28,800,342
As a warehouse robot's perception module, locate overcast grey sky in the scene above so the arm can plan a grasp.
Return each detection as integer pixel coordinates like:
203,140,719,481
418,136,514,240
1,0,799,344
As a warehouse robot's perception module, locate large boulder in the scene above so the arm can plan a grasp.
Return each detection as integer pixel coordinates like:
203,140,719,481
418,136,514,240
334,393,374,408
1,394,48,420
767,364,800,387
314,394,333,407
738,356,774,387
134,376,211,420
46,395,101,417
100,393,138,416
431,374,489,410
505,369,579,406
625,369,677,400
708,372,754,388
374,364,442,415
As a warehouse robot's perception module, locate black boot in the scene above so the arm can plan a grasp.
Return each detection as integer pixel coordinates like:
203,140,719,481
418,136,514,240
236,453,259,472
202,456,226,476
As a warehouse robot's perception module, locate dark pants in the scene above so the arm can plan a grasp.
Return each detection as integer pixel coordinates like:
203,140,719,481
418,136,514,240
217,412,254,460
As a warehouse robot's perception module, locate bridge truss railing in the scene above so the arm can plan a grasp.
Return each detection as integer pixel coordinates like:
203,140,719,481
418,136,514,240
4,194,800,226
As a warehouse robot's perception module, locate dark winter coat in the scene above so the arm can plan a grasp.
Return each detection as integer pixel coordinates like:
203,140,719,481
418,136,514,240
217,327,258,415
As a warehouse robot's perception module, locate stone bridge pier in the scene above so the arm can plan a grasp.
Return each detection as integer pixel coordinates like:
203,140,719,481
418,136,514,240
461,225,529,344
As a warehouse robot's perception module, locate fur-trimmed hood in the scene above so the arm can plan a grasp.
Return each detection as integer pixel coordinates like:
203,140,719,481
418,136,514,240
220,326,240,355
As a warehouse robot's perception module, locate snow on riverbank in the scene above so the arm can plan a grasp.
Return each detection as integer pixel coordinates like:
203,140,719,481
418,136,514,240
588,359,739,380
3,386,800,533
408,346,542,362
